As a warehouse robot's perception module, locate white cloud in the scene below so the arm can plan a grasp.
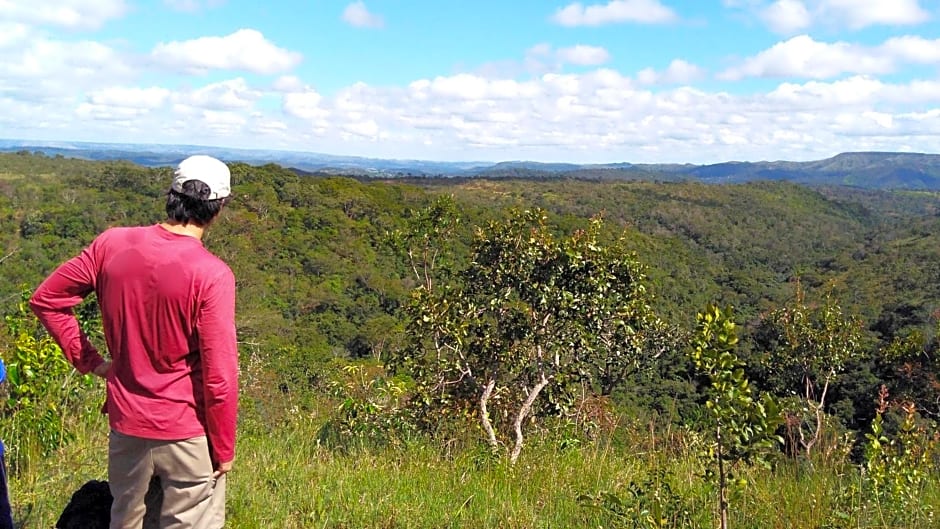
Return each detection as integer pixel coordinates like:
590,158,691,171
0,0,129,30
478,43,612,76
200,110,248,134
298,70,940,161
11,66,940,163
556,45,611,66
87,86,171,108
0,23,31,49
272,75,305,92
181,78,262,110
733,0,930,32
76,86,170,122
0,36,135,101
760,0,811,33
252,116,289,136
4,22,940,163
342,119,381,138
767,76,940,109
426,74,491,100
767,75,886,108
75,103,153,121
720,35,895,80
151,29,302,75
881,36,940,64
283,88,330,121
342,1,385,28
552,0,678,26
163,0,226,12
637,59,705,85
821,0,929,30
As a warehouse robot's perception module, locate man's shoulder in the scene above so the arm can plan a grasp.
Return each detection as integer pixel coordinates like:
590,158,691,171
95,225,151,244
201,253,234,278
190,248,234,284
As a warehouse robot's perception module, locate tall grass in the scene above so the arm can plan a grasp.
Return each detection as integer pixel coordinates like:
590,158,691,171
8,393,939,528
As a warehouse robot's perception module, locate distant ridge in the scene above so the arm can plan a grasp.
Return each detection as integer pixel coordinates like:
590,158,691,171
2,139,939,190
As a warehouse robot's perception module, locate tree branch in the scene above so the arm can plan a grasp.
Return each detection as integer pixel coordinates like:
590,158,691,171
480,378,499,453
509,371,550,465
0,249,17,266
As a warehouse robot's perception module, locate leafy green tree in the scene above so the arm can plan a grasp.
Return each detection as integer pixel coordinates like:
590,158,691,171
689,304,780,529
877,327,940,423
755,283,865,459
393,206,665,463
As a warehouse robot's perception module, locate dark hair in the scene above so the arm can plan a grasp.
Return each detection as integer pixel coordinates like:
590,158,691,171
165,180,227,226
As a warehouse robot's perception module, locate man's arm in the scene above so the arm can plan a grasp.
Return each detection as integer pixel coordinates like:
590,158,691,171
197,268,239,474
29,239,106,375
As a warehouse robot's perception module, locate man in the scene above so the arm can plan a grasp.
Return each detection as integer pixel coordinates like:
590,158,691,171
30,155,239,529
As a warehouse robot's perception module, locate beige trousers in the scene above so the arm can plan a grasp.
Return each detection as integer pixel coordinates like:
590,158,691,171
108,430,226,529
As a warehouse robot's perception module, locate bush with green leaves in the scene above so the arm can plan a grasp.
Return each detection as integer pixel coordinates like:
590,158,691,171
861,385,937,525
317,363,417,451
578,468,698,529
0,289,100,474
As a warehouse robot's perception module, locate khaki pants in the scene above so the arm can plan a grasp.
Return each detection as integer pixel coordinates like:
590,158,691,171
109,431,226,529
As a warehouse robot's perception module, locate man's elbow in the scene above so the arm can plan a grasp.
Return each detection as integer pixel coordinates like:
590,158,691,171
28,289,47,316
206,375,239,404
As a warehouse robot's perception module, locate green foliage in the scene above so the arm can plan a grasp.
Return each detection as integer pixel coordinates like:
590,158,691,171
5,153,940,527
578,469,696,529
862,386,937,524
386,194,465,291
877,327,940,424
0,289,97,474
754,283,865,459
690,304,781,529
317,364,417,451
393,205,668,463
691,305,781,467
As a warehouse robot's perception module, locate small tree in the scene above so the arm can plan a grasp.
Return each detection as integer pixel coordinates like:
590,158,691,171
392,207,666,463
690,304,780,529
863,386,936,523
756,282,864,459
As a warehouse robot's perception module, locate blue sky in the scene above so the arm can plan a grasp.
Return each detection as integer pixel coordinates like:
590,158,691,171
1,0,939,163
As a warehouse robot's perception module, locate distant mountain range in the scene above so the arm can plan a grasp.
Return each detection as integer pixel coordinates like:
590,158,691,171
3,138,940,190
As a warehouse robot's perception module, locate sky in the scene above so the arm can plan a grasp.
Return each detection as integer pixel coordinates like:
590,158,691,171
1,0,939,164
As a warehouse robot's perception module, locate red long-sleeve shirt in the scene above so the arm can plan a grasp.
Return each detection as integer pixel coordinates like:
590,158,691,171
30,224,238,464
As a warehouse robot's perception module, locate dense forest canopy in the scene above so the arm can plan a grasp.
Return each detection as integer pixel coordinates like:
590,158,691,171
2,150,939,430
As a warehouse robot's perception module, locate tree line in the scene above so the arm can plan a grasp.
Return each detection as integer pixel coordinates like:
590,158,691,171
1,152,939,525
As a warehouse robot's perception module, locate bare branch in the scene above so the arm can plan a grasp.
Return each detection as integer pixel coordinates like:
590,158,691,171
0,249,18,265
509,372,550,465
480,378,499,452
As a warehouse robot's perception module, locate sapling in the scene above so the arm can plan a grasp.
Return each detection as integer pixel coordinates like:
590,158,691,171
689,304,780,529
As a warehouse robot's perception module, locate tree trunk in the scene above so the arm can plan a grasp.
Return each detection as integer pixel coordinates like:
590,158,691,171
479,378,498,452
717,424,728,529
509,372,550,465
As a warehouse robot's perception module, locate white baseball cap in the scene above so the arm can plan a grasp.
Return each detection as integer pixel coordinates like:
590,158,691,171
171,155,231,200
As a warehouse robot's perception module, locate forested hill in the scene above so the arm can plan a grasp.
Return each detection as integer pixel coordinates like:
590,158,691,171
471,152,940,189
2,140,940,190
3,150,940,341
3,151,940,429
